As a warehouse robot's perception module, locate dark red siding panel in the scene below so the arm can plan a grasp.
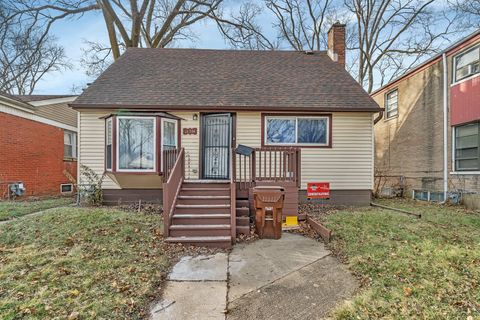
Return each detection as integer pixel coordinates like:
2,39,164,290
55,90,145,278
450,76,480,126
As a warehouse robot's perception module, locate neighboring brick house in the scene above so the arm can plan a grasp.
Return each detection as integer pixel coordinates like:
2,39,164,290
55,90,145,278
0,93,78,198
371,30,480,202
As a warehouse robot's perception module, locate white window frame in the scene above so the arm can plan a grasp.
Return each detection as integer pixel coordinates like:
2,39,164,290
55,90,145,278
116,116,157,173
60,183,73,194
385,89,398,119
106,117,113,171
64,130,77,159
453,45,480,83
264,116,330,147
160,118,178,169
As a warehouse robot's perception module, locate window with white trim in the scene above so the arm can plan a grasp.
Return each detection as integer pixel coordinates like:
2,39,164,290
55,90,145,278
385,89,398,119
117,117,156,171
64,130,77,159
454,45,480,82
162,118,178,151
455,122,480,171
264,116,329,146
106,118,113,170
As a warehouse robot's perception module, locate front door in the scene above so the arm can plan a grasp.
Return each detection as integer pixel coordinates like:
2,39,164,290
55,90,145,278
201,113,232,179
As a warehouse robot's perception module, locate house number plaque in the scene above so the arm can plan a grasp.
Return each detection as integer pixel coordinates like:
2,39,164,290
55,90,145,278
183,128,197,135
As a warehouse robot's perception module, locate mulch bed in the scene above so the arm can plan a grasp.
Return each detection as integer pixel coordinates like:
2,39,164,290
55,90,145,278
298,203,346,222
117,202,163,215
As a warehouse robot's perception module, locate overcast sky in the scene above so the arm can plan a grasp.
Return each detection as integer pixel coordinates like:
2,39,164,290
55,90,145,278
32,0,465,95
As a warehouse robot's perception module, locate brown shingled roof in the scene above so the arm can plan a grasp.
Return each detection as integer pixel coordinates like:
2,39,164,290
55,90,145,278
72,48,381,112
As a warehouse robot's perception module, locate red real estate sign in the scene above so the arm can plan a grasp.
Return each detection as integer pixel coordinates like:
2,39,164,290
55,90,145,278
307,182,330,199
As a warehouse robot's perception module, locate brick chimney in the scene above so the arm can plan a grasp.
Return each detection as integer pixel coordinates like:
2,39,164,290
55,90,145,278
327,22,346,66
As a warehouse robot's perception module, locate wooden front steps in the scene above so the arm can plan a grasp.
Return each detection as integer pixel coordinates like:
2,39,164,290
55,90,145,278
166,180,233,248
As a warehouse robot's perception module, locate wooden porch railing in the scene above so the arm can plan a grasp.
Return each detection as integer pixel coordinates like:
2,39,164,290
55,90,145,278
230,147,236,243
162,148,180,180
163,148,184,237
235,147,301,190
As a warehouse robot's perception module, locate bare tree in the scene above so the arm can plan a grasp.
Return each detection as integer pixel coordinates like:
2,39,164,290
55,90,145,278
345,0,456,93
449,0,480,28
4,0,263,77
220,0,459,93
0,4,69,94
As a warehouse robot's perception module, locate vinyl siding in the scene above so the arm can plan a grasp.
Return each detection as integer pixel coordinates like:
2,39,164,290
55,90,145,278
78,110,373,190
236,112,374,190
78,111,119,189
35,103,78,128
171,112,200,179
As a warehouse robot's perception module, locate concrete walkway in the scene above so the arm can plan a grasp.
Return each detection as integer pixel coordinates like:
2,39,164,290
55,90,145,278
151,233,358,320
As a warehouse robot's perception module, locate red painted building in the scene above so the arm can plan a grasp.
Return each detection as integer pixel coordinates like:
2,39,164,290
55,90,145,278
372,30,480,204
0,93,78,199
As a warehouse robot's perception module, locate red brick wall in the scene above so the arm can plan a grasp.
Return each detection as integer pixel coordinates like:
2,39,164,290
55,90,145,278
0,112,77,198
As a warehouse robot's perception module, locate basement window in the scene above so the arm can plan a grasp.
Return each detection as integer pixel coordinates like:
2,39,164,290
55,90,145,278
454,45,479,82
61,183,73,194
385,89,398,119
454,122,480,171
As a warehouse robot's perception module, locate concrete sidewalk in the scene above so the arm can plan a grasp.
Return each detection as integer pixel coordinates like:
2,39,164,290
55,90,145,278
151,233,358,320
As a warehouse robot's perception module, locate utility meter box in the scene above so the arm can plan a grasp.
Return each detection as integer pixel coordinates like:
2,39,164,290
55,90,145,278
9,182,26,197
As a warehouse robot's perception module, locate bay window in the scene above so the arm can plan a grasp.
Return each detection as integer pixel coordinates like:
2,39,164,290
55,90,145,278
117,117,156,171
106,117,112,170
104,114,179,174
264,115,330,147
455,122,480,171
162,118,178,151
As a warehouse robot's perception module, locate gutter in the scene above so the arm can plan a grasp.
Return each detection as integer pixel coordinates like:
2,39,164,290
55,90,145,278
442,53,448,203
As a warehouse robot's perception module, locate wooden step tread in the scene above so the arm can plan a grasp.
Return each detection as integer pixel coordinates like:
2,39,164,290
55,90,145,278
176,204,230,208
173,214,230,218
165,236,231,242
181,187,230,191
184,180,230,183
170,224,231,230
178,195,230,199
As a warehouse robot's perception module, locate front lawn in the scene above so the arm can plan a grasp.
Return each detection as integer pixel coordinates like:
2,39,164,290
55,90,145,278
0,207,168,319
0,197,74,221
325,199,480,319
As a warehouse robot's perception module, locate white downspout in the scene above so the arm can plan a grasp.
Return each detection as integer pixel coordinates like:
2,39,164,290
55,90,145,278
442,53,448,202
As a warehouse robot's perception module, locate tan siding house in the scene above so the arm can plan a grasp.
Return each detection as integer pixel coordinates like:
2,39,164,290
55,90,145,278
72,23,381,246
